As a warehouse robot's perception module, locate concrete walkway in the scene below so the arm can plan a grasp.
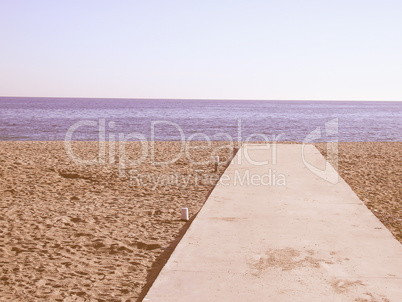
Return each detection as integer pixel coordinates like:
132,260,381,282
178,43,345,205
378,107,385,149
143,144,402,301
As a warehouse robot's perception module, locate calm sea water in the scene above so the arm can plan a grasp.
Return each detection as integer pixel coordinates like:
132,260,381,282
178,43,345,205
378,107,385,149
0,97,401,142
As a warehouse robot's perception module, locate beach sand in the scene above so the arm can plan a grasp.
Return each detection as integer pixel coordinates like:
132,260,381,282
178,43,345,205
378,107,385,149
0,141,401,301
0,141,235,301
315,142,402,243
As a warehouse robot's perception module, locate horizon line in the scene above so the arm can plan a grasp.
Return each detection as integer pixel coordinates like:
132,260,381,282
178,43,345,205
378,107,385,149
0,96,401,102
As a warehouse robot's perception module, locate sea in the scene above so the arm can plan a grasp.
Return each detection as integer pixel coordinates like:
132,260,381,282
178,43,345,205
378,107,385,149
0,97,401,142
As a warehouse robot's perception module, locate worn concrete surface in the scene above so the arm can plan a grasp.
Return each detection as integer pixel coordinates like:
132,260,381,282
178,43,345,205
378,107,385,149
143,144,402,302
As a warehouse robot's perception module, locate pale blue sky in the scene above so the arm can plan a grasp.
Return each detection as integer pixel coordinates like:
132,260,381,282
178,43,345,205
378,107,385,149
1,0,401,100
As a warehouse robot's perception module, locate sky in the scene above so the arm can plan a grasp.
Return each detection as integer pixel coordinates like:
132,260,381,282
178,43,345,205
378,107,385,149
0,0,401,101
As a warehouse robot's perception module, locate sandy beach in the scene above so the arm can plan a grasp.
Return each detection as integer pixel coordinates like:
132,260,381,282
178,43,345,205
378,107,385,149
316,142,402,243
0,141,401,301
0,141,235,301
